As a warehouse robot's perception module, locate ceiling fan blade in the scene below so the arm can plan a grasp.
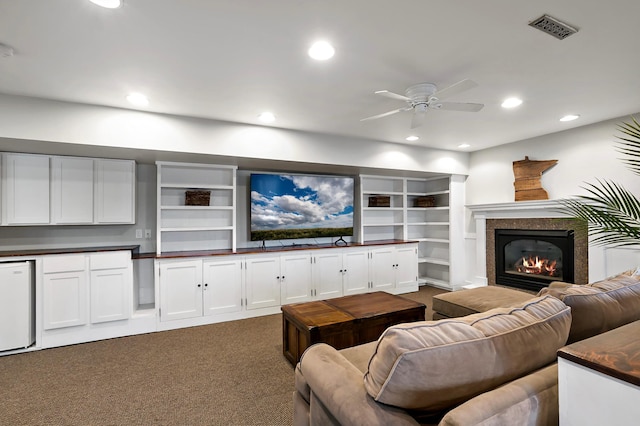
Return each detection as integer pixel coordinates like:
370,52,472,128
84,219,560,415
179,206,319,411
438,101,484,112
433,79,478,100
374,90,411,102
361,107,411,122
410,110,428,129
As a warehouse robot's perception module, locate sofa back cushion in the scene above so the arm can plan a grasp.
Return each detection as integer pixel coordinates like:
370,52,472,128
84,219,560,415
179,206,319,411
539,269,640,343
362,295,570,411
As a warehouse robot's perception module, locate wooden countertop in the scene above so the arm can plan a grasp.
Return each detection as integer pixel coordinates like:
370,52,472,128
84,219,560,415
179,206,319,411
0,245,140,258
558,320,640,387
143,239,417,260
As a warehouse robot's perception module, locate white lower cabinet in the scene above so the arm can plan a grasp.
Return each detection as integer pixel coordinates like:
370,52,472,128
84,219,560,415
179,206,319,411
43,251,132,330
159,257,243,321
341,249,371,296
311,251,346,300
370,245,419,292
279,253,313,305
244,255,282,309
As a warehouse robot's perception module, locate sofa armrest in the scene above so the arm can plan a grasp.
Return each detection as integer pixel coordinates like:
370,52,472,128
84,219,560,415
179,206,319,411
299,343,418,426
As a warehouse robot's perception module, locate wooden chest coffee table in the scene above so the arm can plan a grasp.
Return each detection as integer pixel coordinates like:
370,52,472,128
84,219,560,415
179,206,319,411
281,291,425,366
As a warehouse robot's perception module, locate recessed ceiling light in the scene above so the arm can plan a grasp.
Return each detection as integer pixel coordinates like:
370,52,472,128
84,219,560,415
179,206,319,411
458,143,471,149
126,92,149,107
308,41,335,60
89,0,122,8
501,97,523,109
405,135,419,142
560,114,580,122
258,112,276,123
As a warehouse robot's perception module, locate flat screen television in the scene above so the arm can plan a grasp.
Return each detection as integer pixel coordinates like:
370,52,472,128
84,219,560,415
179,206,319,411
250,173,354,241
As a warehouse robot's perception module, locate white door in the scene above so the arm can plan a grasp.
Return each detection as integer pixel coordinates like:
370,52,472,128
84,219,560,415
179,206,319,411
370,247,395,291
245,256,280,310
311,252,343,300
43,271,88,330
342,249,370,295
280,253,312,304
95,159,135,224
4,153,50,224
51,156,94,224
90,268,130,323
159,260,203,321
395,245,419,288
202,258,242,315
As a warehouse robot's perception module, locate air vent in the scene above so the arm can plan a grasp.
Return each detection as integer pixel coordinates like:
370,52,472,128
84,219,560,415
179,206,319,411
529,14,578,40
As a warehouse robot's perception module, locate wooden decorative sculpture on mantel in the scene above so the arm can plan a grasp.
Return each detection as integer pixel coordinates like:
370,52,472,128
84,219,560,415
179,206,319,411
513,156,558,201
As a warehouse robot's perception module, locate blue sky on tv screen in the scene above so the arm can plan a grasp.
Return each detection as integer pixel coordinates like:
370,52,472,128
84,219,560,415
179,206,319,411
250,174,354,230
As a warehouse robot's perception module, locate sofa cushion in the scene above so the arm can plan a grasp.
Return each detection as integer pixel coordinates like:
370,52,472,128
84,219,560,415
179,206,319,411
363,295,570,411
432,286,534,318
538,269,640,343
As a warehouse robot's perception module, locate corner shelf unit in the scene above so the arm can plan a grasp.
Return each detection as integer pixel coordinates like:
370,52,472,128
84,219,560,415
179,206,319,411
156,162,237,254
360,174,464,290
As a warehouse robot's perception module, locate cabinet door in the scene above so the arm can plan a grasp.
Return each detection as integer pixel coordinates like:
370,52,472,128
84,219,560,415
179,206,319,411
311,252,343,300
90,267,130,323
202,258,242,316
95,159,135,224
395,246,418,288
370,247,395,291
245,256,280,310
342,249,370,295
280,253,312,305
52,156,94,224
43,271,87,330
159,260,203,321
4,153,50,224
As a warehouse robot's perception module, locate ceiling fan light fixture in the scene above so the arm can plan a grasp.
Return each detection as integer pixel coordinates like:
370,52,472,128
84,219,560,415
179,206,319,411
501,97,523,109
258,112,276,123
560,114,580,122
89,0,123,9
308,41,335,60
405,136,419,142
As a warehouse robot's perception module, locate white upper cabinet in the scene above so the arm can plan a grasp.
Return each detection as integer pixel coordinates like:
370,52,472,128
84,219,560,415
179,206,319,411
3,153,50,224
52,156,94,224
95,159,135,224
1,152,135,226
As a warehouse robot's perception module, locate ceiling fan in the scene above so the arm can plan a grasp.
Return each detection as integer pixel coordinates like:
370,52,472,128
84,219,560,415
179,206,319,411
361,79,484,129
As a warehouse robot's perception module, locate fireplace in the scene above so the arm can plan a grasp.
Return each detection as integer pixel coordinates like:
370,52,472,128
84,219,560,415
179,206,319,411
495,229,575,292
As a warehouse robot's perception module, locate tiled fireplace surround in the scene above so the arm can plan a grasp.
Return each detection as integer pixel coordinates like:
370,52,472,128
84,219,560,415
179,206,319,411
469,200,589,288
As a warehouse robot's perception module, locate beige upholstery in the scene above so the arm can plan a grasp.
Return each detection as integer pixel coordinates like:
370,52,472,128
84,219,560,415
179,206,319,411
432,286,533,318
363,295,570,410
539,269,640,343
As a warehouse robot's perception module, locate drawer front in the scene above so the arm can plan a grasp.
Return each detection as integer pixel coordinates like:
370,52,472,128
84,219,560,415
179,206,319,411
42,254,86,273
89,251,131,270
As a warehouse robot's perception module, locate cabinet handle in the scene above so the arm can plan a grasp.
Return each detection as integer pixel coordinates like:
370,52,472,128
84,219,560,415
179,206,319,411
282,275,285,280
197,284,201,287
204,283,208,289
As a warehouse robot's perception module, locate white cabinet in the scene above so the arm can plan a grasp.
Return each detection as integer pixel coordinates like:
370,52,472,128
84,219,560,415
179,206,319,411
203,258,243,316
158,257,243,321
369,247,396,291
244,255,281,310
279,253,313,304
52,156,94,224
43,251,133,330
89,251,132,323
342,249,371,296
369,245,418,292
311,251,345,300
157,161,237,254
1,153,135,226
3,153,50,225
43,255,88,330
95,159,136,224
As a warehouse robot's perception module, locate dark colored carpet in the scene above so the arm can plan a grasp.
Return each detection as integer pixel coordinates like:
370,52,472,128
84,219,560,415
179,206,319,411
0,285,446,425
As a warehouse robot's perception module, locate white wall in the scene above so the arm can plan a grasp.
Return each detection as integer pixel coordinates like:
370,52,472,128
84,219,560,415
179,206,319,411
465,114,640,284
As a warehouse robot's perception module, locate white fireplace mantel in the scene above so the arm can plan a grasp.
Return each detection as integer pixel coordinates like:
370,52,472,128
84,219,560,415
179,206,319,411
466,200,570,287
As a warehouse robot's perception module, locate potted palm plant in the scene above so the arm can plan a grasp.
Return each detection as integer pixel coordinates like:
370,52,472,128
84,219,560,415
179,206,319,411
560,117,640,246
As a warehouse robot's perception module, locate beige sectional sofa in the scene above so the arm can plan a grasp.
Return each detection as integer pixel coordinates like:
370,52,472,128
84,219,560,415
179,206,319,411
293,270,640,426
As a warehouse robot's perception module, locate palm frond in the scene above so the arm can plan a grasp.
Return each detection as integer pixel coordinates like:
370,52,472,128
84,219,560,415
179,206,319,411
616,117,640,176
558,179,640,247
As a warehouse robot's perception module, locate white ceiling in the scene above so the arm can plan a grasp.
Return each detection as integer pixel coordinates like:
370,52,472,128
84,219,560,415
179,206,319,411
1,0,639,152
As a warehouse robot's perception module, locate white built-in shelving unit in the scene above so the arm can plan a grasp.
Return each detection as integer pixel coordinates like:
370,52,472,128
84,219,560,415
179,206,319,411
360,174,465,290
156,162,237,254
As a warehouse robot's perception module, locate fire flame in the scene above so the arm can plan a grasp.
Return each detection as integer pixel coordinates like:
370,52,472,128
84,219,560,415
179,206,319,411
517,256,557,276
